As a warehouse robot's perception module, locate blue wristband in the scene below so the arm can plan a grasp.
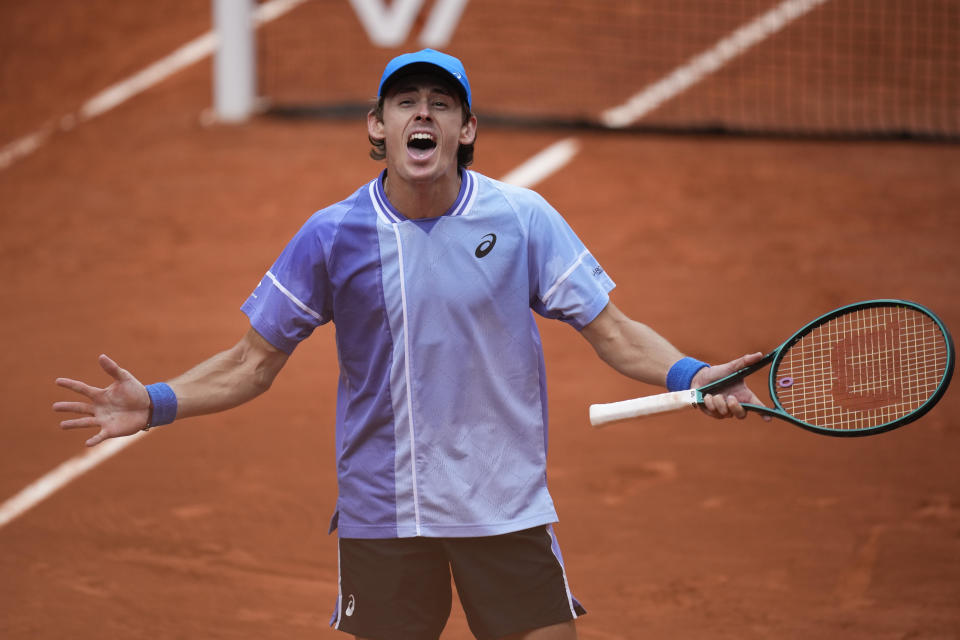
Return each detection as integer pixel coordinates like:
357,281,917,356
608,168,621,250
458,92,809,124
144,382,178,429
666,357,710,392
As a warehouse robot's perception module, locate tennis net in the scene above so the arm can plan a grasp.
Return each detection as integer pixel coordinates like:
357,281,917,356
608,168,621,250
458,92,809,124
257,0,959,139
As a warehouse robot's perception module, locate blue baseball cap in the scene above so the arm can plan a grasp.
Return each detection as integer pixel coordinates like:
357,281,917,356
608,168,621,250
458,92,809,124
377,49,472,108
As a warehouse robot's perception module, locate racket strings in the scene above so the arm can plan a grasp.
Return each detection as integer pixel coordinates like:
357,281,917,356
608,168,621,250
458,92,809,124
773,305,949,431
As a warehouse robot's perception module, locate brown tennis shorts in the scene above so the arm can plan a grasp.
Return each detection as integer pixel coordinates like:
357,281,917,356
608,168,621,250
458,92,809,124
332,524,586,640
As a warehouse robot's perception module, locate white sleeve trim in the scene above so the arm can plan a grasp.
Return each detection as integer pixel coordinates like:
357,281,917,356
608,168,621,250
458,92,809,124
541,250,589,306
265,270,324,322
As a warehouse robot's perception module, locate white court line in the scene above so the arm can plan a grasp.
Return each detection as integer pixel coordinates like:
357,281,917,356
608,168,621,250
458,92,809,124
501,1,832,179
500,138,580,189
0,0,309,171
0,126,56,170
78,33,218,121
601,0,832,128
0,432,145,528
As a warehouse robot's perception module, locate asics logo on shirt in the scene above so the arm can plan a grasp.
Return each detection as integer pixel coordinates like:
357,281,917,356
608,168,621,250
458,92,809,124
475,233,497,258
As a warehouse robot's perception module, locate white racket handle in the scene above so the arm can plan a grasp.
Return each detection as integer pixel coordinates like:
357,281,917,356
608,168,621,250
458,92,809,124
590,389,700,427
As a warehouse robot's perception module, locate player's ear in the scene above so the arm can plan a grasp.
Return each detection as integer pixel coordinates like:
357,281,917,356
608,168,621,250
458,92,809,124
459,114,477,146
367,109,385,142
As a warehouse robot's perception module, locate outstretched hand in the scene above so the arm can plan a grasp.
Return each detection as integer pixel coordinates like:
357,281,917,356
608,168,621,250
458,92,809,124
691,352,770,421
53,355,151,447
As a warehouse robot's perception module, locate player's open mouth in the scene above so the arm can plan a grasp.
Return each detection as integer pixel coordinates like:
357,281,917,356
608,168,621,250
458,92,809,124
407,132,437,159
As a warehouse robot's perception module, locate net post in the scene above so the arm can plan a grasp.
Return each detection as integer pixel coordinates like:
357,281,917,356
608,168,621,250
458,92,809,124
212,0,256,123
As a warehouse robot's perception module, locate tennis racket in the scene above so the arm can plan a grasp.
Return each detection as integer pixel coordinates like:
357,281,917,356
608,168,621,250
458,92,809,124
590,300,955,437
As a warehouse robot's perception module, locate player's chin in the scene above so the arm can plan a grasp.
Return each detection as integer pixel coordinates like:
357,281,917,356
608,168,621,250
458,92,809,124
397,152,438,177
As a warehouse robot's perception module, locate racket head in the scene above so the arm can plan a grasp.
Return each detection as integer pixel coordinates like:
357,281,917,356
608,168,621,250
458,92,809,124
767,300,954,436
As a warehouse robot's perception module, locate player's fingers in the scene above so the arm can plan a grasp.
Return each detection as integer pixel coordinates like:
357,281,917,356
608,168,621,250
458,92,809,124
52,401,94,415
721,352,763,376
746,391,771,421
55,377,100,399
727,395,747,419
702,394,715,415
60,416,100,430
699,352,764,388
747,389,769,409
98,354,127,381
703,393,730,418
85,431,110,447
735,379,772,421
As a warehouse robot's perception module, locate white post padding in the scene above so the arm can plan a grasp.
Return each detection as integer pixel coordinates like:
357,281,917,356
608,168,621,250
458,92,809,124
213,0,256,122
590,389,699,427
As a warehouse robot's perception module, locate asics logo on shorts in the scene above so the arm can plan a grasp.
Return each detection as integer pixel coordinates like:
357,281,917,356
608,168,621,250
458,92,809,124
475,233,497,258
345,594,356,616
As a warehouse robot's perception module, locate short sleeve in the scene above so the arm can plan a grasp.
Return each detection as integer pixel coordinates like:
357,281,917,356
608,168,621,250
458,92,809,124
241,214,334,353
526,196,615,330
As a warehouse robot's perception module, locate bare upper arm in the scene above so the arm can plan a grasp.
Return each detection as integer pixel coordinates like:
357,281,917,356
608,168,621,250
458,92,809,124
243,325,286,355
579,301,624,350
238,326,290,389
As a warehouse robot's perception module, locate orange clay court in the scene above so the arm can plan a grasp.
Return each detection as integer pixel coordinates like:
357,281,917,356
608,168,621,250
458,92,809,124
2,1,959,638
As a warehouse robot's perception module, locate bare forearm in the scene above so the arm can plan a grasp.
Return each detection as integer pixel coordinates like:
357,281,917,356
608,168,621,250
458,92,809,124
581,303,685,386
166,328,288,420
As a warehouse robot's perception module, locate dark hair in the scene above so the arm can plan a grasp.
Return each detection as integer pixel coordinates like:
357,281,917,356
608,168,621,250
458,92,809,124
368,98,476,167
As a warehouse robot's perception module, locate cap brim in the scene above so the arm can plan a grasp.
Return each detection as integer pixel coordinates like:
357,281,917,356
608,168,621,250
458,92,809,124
379,62,469,106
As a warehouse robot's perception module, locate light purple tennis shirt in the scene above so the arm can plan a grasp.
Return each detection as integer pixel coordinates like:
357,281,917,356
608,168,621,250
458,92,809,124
242,169,615,539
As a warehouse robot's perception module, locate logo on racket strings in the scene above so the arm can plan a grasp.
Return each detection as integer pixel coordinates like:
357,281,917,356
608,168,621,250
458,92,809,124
831,320,903,410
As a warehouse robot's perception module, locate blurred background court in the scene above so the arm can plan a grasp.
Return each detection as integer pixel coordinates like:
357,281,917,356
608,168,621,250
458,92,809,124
2,1,959,638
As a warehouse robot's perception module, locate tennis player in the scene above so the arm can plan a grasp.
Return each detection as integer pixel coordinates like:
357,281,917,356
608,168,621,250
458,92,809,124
55,49,765,640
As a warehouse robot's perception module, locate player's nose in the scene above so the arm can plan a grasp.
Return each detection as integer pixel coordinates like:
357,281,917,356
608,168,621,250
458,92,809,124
414,98,431,119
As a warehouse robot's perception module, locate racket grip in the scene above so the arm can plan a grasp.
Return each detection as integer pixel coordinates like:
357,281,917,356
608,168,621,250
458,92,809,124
590,389,699,427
